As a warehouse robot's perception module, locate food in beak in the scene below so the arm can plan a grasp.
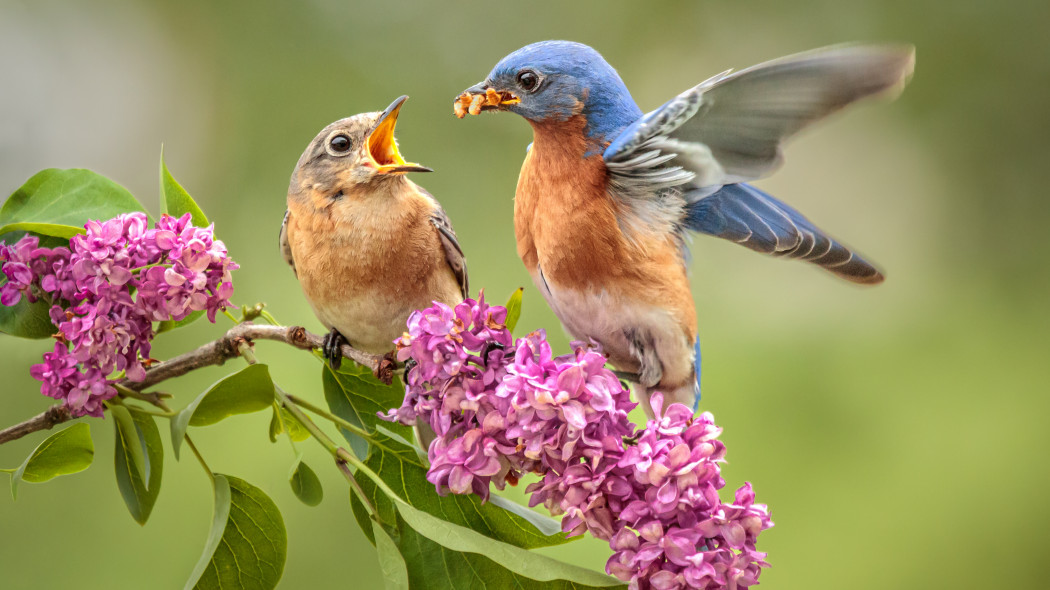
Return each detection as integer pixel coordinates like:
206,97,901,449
453,88,520,119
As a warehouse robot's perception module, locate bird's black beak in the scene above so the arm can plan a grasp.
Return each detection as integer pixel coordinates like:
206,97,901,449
453,82,520,118
367,95,432,174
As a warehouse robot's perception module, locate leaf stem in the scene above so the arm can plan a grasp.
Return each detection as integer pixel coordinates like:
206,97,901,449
274,386,380,522
283,394,373,440
259,310,280,326
222,308,240,325
236,342,257,365
184,434,214,482
125,405,176,418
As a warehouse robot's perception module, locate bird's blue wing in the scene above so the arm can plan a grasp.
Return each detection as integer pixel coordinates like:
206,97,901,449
603,44,915,191
603,44,910,282
686,183,884,283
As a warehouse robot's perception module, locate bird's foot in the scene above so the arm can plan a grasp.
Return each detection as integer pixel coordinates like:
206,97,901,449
322,328,347,370
373,351,396,385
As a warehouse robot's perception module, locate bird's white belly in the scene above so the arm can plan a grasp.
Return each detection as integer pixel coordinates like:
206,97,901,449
310,295,413,355
529,268,694,388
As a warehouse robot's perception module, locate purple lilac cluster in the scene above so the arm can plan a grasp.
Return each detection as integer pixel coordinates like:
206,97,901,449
0,213,237,417
382,296,773,589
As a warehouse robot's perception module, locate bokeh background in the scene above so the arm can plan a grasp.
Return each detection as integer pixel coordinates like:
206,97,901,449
1,0,1048,588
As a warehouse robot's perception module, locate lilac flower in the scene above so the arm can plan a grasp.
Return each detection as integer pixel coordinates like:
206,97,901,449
384,299,774,589
1,212,238,417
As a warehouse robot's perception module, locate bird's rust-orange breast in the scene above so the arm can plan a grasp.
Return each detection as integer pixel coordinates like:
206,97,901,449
514,116,696,332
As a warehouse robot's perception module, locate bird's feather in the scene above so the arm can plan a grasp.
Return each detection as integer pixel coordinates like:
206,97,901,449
279,209,296,277
686,183,884,284
428,201,469,300
604,44,915,192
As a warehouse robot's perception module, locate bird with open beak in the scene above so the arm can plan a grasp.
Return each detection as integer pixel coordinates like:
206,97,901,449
455,41,913,416
281,95,468,373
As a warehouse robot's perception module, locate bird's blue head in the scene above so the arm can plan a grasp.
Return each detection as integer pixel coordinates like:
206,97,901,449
456,41,642,144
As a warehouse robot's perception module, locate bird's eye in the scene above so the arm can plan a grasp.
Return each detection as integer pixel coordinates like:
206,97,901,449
326,133,352,156
515,70,540,92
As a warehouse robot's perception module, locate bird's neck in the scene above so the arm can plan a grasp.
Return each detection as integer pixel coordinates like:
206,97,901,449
528,115,601,159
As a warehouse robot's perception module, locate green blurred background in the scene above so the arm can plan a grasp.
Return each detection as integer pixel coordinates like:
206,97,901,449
1,0,1048,587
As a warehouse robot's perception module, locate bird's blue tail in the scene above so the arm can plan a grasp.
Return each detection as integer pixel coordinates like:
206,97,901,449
684,183,884,284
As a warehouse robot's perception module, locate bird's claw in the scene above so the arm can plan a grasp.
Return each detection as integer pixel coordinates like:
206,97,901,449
322,328,347,370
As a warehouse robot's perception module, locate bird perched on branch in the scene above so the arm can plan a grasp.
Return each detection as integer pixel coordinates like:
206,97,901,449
281,96,468,372
455,42,914,414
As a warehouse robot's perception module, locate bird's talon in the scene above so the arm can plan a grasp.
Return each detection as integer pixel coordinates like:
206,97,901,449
323,328,346,370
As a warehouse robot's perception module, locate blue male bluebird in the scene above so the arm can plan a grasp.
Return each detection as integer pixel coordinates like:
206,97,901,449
455,42,914,414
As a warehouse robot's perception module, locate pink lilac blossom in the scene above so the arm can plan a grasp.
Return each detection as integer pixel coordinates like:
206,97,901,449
382,297,773,589
0,212,237,417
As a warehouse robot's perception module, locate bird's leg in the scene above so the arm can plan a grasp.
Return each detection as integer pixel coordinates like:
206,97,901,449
626,328,663,387
322,328,347,370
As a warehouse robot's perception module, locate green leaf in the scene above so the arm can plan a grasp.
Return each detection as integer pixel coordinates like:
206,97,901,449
0,294,54,339
505,287,524,333
372,521,410,590
170,364,275,458
160,152,209,227
10,422,93,499
386,501,624,589
185,474,287,590
0,169,149,237
352,438,569,550
322,363,414,453
289,458,323,507
111,405,148,484
113,407,163,524
156,310,205,334
269,404,310,443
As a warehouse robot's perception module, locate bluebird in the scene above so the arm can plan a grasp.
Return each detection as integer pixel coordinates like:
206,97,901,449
281,96,468,372
456,42,914,414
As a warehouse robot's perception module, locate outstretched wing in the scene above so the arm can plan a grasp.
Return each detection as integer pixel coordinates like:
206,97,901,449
429,204,469,300
603,44,911,282
686,183,884,284
604,44,915,192
278,209,296,276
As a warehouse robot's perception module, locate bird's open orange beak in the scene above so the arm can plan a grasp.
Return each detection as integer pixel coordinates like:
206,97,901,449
367,96,432,174
453,85,520,118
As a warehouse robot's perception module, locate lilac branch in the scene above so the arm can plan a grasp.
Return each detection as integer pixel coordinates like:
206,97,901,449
0,323,388,446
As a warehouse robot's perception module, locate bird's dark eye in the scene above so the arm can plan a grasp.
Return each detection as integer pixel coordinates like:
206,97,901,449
327,133,352,155
516,70,540,92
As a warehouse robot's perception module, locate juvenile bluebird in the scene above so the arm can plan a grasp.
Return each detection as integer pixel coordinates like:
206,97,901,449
281,96,468,371
456,42,914,414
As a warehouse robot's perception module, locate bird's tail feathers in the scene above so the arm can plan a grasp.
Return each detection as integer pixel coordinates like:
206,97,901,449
684,183,884,284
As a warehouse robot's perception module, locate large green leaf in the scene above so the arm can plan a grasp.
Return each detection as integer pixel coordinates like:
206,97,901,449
159,153,209,227
9,422,94,499
113,407,163,525
111,405,148,483
322,363,413,459
0,294,54,339
289,458,323,507
372,520,410,590
505,287,524,334
0,169,149,237
185,474,287,590
384,501,624,589
170,364,275,458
